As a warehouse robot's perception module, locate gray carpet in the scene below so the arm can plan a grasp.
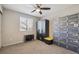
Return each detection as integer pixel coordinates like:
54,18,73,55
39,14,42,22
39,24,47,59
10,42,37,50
0,40,76,54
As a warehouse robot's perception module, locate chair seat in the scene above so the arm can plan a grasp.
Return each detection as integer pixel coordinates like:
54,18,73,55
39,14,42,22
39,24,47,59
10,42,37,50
44,37,53,41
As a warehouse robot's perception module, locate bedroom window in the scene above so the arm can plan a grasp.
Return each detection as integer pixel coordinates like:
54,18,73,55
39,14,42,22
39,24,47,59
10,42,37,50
20,16,33,31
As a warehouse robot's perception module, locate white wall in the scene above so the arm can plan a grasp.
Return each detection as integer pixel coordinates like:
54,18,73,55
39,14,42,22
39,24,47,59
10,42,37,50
2,8,40,47
52,5,79,18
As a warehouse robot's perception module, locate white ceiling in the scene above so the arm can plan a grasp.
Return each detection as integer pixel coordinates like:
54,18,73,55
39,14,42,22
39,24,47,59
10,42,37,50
2,4,74,17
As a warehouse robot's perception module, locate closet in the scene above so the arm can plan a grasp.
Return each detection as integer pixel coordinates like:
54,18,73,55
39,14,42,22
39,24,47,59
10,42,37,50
36,20,49,41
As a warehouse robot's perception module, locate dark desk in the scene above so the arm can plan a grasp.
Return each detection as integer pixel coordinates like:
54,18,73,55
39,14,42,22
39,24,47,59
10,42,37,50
24,35,34,42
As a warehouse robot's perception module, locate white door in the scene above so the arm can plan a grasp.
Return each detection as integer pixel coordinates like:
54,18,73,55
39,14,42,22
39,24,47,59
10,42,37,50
0,14,1,48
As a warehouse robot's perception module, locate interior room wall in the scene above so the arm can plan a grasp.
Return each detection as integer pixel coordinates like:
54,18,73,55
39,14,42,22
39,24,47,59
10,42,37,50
2,8,40,47
53,5,79,18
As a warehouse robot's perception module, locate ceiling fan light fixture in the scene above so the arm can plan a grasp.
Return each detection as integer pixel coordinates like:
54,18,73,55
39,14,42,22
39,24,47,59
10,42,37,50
31,4,51,15
36,8,40,12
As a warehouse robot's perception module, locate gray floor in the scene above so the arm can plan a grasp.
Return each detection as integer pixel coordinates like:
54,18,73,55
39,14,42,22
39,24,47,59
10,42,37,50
0,40,76,54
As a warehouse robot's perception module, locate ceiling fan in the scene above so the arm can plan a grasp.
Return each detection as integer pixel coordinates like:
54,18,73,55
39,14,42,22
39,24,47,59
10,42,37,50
31,4,51,14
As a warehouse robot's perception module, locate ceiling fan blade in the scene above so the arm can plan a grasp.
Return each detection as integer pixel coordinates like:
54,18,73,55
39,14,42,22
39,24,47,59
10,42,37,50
31,10,36,12
39,11,42,14
40,8,51,10
32,5,37,8
36,4,41,8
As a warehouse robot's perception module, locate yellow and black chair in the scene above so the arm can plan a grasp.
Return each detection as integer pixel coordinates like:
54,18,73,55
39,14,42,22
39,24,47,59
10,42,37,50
44,37,54,45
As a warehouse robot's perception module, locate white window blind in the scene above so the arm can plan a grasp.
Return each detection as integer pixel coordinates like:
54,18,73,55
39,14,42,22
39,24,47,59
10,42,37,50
20,16,33,31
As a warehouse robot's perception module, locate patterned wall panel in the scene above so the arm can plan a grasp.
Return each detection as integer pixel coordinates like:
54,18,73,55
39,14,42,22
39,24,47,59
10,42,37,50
53,13,79,53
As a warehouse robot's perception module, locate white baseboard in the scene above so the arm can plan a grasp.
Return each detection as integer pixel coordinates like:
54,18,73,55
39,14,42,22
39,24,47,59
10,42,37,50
2,40,24,47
